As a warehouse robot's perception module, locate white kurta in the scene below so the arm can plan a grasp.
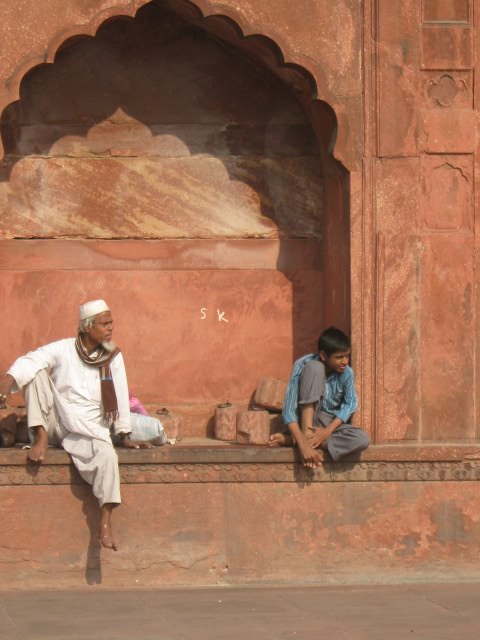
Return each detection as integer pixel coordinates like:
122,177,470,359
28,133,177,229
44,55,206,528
8,338,131,505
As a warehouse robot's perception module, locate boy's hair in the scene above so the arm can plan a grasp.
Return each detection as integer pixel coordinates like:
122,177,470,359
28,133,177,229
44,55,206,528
317,326,351,355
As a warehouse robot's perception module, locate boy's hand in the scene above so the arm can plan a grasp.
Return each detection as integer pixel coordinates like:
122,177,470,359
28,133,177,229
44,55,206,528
306,427,327,449
287,421,322,468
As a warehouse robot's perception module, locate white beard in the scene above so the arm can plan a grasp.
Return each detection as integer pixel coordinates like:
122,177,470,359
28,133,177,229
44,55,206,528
102,340,116,353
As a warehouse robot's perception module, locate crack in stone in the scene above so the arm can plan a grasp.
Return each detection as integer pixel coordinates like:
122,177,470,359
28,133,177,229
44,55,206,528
407,588,464,616
0,597,23,639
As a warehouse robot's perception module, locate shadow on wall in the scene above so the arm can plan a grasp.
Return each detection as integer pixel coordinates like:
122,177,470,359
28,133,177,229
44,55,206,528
0,0,348,401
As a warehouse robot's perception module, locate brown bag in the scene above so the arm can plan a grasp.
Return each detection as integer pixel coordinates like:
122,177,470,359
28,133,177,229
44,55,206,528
0,413,17,447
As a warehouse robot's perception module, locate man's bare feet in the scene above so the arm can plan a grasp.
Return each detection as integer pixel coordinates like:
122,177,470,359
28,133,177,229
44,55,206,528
99,522,118,551
99,503,118,551
122,438,155,450
27,426,49,463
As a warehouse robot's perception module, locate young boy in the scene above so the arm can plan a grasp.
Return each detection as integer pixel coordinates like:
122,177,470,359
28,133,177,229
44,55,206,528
269,327,369,468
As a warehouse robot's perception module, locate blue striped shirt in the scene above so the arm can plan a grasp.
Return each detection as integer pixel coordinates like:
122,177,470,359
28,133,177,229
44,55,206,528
282,353,358,425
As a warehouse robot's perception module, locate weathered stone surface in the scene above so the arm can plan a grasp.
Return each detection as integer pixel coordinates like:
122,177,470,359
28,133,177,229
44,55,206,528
423,0,470,22
183,0,364,99
1,7,324,239
5,121,317,159
2,0,480,592
0,0,480,564
421,154,473,230
0,238,322,271
376,234,420,443
214,403,237,441
156,410,184,442
236,410,270,445
5,455,480,485
0,232,323,438
375,158,420,234
419,235,475,440
2,466,480,588
423,71,472,109
0,267,322,416
377,0,420,156
377,229,475,444
421,26,473,69
253,378,287,412
0,154,323,240
5,441,480,466
419,109,475,153
224,481,480,583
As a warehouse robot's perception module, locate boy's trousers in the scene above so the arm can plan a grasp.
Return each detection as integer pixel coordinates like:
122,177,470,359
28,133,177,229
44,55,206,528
315,410,370,462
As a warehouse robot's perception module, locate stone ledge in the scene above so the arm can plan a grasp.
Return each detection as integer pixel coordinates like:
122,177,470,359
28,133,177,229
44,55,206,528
2,441,480,484
2,440,480,463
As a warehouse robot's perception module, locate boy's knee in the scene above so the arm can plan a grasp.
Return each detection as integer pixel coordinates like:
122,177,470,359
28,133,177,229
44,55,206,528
356,429,370,451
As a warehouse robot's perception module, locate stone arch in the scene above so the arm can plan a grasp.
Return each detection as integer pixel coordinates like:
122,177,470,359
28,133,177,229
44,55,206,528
0,0,352,169
0,0,351,426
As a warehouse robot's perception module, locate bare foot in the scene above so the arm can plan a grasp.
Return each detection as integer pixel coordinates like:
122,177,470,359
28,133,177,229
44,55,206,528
269,433,295,447
269,432,286,447
99,522,117,551
298,443,322,469
122,438,155,450
27,426,48,463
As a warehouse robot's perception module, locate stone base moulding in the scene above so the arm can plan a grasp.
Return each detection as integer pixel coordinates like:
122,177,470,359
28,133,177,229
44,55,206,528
3,443,480,589
2,444,480,484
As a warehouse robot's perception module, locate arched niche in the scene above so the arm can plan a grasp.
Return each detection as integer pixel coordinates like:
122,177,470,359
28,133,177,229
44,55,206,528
0,0,350,432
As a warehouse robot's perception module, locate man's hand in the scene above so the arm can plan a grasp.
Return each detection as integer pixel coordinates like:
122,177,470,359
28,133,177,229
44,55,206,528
121,438,155,449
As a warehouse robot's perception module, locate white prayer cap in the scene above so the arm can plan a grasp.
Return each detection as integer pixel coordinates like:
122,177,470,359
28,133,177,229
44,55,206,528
79,299,110,321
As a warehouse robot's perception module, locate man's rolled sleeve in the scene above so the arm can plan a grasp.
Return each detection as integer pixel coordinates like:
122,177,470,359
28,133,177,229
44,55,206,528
111,353,132,436
7,343,59,390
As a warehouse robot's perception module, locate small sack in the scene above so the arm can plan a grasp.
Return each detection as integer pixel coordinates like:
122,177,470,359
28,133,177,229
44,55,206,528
130,412,168,445
0,413,17,448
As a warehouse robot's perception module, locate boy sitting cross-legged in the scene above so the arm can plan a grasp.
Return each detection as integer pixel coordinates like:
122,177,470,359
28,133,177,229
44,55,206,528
269,327,369,468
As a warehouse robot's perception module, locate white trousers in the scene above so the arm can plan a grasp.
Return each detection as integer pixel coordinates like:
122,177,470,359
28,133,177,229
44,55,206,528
24,370,121,506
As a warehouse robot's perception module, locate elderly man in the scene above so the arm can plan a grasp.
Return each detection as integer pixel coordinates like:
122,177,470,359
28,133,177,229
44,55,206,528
0,299,152,551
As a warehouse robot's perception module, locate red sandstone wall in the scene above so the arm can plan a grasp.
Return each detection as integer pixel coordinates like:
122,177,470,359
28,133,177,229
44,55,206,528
0,1,337,429
373,0,478,443
0,0,479,444
3,479,480,588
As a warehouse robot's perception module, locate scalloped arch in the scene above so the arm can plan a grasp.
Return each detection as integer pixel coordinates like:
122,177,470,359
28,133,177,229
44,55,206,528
0,0,352,168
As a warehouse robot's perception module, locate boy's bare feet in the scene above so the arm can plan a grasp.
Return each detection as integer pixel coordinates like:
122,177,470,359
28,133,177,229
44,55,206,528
269,432,295,447
27,426,49,463
269,432,286,447
298,442,323,468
